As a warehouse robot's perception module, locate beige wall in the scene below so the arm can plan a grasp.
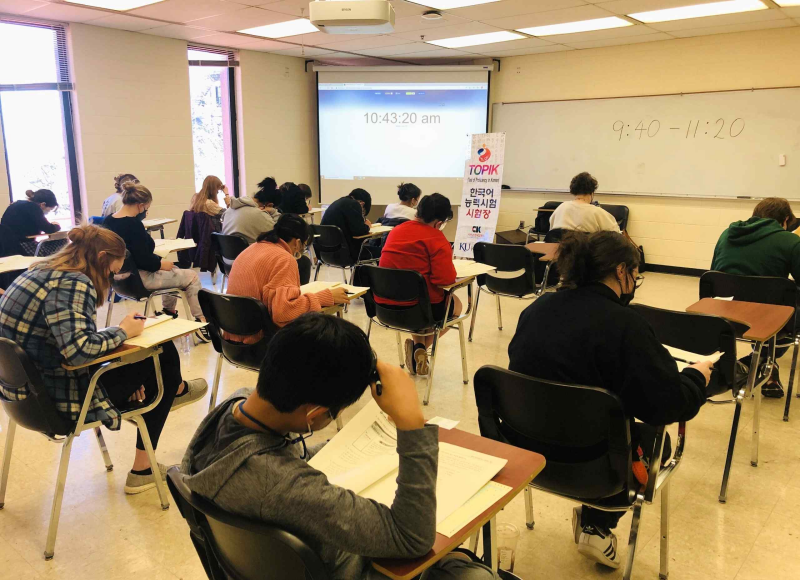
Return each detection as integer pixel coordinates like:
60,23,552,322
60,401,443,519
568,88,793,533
69,23,195,236
491,27,800,269
0,125,9,208
238,50,318,198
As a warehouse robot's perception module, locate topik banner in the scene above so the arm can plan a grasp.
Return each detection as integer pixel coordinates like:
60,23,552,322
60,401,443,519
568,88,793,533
453,132,506,259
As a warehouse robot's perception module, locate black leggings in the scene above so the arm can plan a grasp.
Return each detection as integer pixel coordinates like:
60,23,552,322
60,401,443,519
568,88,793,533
100,340,183,451
582,423,672,531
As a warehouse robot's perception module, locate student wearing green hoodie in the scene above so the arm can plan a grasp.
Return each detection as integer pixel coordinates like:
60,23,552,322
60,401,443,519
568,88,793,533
711,197,800,397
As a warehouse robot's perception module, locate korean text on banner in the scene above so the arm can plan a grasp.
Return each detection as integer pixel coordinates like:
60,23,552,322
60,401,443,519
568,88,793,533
454,133,506,259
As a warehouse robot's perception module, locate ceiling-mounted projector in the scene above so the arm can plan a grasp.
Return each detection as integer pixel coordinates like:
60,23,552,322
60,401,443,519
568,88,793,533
309,1,396,34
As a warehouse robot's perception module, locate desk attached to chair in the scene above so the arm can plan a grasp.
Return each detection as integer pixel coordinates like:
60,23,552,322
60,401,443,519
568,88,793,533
142,218,177,239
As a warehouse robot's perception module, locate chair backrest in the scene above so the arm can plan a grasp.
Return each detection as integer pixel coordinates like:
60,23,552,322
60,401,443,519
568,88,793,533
473,365,633,502
310,224,355,269
357,265,436,331
110,253,152,301
473,242,536,297
599,204,630,231
0,338,74,437
167,469,331,580
198,289,277,370
533,201,562,234
632,304,738,396
212,233,249,277
544,228,567,243
699,270,797,334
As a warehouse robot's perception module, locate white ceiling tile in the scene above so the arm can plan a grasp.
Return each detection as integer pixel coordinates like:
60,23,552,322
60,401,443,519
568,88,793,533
782,7,800,17
129,0,252,23
265,45,333,56
668,17,795,36
484,4,614,29
255,0,312,18
390,20,501,41
396,46,477,57
186,6,289,29
391,12,472,33
23,3,106,22
453,35,554,52
317,35,414,51
565,30,672,47
236,37,291,50
0,0,47,15
646,8,787,31
86,14,165,31
285,30,373,45
595,0,727,17
190,31,264,47
449,0,589,20
355,41,438,55
480,44,574,56
142,24,218,39
387,1,435,18
541,23,662,43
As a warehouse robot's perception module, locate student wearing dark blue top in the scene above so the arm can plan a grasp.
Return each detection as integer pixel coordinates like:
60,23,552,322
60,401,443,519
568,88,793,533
1,189,61,255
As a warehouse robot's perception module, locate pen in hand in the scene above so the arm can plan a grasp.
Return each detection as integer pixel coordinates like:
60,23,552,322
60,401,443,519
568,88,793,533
133,315,148,320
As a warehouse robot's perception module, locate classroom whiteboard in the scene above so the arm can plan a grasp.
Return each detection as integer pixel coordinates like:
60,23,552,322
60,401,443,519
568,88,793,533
492,87,800,199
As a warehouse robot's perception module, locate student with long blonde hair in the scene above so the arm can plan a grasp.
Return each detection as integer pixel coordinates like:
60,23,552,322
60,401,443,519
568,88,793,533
0,226,207,494
191,175,231,217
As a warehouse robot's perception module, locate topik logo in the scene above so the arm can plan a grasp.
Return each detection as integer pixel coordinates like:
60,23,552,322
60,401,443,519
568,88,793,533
477,144,491,162
469,164,500,175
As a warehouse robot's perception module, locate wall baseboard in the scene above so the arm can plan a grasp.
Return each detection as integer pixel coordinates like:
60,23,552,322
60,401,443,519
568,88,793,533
646,263,704,277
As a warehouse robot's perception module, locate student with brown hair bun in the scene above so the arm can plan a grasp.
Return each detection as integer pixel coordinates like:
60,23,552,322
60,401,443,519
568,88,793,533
102,173,139,218
549,172,619,233
0,225,207,494
103,181,211,343
1,189,61,255
191,175,231,217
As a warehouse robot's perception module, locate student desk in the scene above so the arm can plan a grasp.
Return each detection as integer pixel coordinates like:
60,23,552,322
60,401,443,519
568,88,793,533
0,255,45,274
153,238,196,258
372,428,546,580
524,242,559,262
354,225,393,240
142,218,177,239
299,208,325,224
686,298,794,502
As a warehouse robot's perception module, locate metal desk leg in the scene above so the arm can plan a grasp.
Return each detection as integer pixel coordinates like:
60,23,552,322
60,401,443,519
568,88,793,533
752,338,773,467
159,227,165,240
784,336,799,421
481,516,498,572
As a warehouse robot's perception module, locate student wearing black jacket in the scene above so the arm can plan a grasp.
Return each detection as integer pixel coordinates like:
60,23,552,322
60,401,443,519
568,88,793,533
1,189,61,255
508,231,712,570
278,181,310,215
320,188,376,262
103,181,210,343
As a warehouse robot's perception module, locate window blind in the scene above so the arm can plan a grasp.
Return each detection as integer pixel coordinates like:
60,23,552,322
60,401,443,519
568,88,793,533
188,44,239,67
0,17,73,91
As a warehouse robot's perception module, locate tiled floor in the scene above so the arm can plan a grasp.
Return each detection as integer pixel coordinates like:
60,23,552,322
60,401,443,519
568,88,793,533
2,270,800,580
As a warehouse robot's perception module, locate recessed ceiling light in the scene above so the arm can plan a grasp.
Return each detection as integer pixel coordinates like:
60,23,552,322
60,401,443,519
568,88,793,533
239,19,319,39
772,0,800,4
629,0,767,23
64,0,165,9
407,0,502,9
517,16,632,37
427,30,525,48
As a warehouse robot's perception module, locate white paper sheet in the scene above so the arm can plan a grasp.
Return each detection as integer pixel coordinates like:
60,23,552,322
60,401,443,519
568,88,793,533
153,239,196,258
300,281,368,299
124,319,206,348
714,296,735,301
427,417,459,430
0,255,45,273
143,314,172,329
436,481,511,537
453,260,497,278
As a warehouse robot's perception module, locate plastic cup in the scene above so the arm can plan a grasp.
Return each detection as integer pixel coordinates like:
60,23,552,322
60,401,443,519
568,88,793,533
179,334,191,356
496,522,520,572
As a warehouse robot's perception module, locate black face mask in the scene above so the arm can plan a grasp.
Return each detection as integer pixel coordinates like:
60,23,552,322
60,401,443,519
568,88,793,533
136,210,148,221
618,272,636,306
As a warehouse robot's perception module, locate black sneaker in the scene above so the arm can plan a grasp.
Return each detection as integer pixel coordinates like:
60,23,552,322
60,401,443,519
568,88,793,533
159,308,179,319
762,381,785,398
194,318,211,343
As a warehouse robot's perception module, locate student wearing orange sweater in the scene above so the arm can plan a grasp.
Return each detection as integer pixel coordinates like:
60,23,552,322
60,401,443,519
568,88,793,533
226,214,350,342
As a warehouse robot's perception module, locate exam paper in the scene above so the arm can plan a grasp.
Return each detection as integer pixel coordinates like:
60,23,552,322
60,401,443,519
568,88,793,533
143,314,172,329
453,260,497,278
436,481,511,538
124,319,206,348
664,345,723,372
427,417,459,430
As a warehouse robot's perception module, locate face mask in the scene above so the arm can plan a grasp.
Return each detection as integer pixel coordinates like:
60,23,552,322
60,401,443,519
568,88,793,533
618,271,636,306
136,210,148,221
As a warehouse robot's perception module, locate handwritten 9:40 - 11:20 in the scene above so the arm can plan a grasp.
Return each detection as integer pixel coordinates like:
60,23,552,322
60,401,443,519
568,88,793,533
612,118,745,141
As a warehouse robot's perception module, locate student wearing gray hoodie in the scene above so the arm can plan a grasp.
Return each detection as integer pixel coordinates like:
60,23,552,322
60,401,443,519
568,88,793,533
221,188,280,245
180,314,501,580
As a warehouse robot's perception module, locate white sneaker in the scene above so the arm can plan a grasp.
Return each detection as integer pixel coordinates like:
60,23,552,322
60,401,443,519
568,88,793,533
577,525,621,569
571,506,582,544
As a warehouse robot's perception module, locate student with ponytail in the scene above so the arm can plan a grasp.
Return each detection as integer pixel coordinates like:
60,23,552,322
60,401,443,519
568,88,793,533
225,214,350,342
0,226,206,494
383,182,421,221
103,181,211,343
1,189,61,255
508,230,712,570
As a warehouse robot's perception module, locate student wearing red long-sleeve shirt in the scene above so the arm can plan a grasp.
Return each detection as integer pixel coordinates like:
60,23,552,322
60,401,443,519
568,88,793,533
377,193,461,375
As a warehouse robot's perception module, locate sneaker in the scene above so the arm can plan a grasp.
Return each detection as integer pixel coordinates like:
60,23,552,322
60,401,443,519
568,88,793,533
404,339,416,375
124,463,170,495
160,308,179,319
571,506,582,544
577,525,621,569
172,378,209,411
762,380,785,398
414,347,429,376
194,318,211,343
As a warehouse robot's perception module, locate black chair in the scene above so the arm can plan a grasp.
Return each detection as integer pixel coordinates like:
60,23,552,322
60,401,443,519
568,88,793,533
311,224,378,285
469,242,538,342
198,289,278,413
526,201,562,243
211,233,249,293
358,265,471,405
167,468,331,580
699,271,799,421
0,338,169,559
533,228,567,293
474,365,681,580
600,204,630,231
105,253,192,327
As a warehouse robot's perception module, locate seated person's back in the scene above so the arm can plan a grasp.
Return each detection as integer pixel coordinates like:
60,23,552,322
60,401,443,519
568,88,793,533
278,181,310,215
1,189,61,254
319,189,372,262
550,172,620,233
221,188,279,245
711,197,800,279
383,182,421,222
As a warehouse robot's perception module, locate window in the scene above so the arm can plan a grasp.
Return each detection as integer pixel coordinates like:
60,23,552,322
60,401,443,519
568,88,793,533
0,19,79,229
188,46,239,199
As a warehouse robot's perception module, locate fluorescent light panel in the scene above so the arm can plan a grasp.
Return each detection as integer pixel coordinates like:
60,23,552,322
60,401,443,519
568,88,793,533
407,0,502,9
427,30,525,48
773,0,800,5
517,16,632,37
629,0,767,23
65,0,164,9
239,19,319,39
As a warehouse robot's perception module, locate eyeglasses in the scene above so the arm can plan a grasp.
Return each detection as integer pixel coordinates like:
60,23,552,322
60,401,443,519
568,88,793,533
633,274,645,290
